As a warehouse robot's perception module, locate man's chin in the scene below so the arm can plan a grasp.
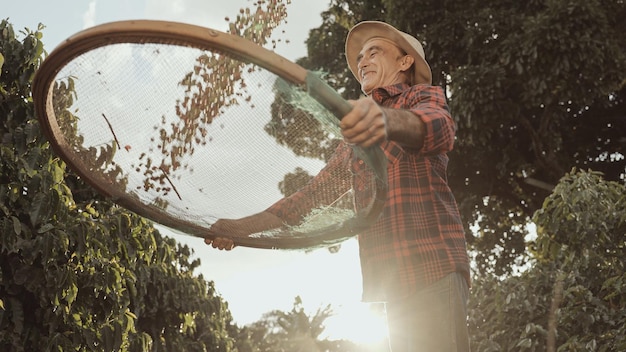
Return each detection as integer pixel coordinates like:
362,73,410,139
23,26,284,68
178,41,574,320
361,82,374,95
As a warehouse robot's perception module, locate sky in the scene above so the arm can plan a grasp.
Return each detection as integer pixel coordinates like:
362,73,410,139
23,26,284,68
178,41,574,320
3,0,389,344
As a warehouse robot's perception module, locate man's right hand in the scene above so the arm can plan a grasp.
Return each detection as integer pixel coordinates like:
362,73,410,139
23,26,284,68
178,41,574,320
205,236,236,250
204,219,245,250
204,212,284,251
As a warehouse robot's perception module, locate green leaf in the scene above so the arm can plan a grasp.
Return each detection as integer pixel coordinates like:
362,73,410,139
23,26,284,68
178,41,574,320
102,324,114,352
11,216,21,235
29,192,49,227
64,283,78,306
516,337,532,348
37,223,55,234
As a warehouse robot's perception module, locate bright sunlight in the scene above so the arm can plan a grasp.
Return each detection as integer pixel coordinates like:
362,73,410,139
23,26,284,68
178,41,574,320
324,302,389,345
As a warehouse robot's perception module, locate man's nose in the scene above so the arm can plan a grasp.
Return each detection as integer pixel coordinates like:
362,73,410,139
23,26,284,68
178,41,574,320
357,58,368,70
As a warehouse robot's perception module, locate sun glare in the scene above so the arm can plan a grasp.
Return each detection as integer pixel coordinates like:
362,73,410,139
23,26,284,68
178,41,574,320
324,303,389,346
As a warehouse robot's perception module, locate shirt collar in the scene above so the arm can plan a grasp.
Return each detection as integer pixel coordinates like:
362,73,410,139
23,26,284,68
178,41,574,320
370,83,412,103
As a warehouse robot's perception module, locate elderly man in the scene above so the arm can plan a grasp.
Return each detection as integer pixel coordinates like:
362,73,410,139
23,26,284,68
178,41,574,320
206,21,471,352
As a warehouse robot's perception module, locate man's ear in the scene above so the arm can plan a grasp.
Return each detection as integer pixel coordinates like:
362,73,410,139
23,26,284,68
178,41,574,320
401,55,415,72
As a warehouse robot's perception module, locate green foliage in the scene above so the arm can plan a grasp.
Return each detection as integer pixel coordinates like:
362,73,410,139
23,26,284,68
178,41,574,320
300,0,626,275
468,170,626,351
0,20,243,351
533,169,626,264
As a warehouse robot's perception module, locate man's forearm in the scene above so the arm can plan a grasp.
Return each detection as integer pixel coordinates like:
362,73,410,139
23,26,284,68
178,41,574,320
382,107,426,149
242,211,285,233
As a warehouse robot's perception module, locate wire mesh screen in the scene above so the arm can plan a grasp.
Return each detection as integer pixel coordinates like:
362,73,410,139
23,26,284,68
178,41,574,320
42,41,386,249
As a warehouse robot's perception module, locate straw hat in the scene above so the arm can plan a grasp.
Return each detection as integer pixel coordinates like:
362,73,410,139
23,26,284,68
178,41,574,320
345,21,432,85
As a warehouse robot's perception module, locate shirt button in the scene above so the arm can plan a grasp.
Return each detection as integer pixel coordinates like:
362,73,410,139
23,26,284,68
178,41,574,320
358,160,364,165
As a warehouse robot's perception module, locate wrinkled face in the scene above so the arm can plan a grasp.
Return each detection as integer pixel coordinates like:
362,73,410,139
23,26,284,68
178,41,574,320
356,38,412,95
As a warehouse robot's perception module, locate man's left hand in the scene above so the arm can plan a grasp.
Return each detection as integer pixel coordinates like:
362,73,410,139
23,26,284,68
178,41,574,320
340,97,387,147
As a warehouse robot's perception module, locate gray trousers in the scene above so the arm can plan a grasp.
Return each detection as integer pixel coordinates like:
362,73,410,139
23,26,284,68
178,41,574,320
385,272,470,352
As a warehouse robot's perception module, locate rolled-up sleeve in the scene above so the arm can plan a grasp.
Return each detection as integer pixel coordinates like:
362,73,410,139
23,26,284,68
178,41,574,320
408,86,456,156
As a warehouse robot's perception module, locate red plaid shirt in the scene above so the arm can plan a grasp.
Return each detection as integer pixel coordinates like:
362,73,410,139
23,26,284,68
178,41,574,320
267,83,470,302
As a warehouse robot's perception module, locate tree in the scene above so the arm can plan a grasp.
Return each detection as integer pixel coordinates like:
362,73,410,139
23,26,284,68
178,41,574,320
0,20,245,351
296,0,626,275
468,169,626,351
237,296,360,352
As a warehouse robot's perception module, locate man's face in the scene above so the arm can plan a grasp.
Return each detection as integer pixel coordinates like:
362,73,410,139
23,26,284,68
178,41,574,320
356,38,410,94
